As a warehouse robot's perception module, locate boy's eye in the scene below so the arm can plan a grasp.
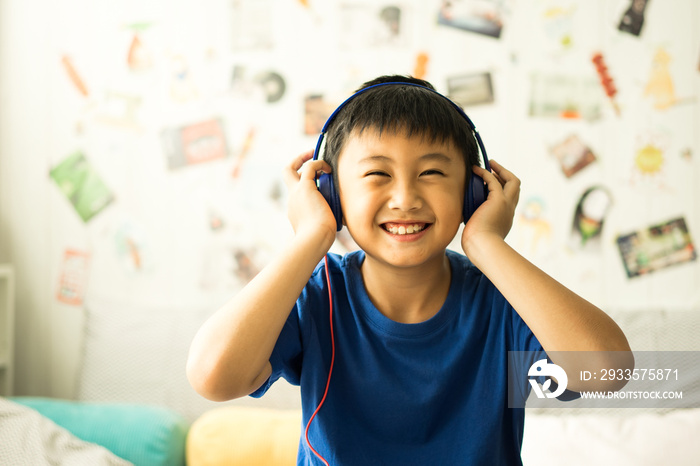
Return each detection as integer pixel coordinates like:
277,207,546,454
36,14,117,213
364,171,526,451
365,171,390,177
421,169,445,176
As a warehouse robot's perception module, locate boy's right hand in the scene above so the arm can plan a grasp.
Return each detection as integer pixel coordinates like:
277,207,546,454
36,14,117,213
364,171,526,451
283,150,337,251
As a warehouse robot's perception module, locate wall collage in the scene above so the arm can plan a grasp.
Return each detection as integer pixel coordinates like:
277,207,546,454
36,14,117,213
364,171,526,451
46,0,698,311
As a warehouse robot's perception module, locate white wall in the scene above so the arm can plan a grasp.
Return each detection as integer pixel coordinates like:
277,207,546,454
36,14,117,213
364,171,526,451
1,0,699,398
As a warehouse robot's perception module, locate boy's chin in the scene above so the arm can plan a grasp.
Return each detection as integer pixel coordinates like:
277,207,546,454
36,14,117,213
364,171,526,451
362,248,450,270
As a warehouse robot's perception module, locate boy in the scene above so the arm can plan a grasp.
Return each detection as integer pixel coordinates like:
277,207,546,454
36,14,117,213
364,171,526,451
187,75,632,465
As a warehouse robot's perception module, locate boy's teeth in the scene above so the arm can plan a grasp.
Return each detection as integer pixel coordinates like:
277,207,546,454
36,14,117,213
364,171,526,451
387,224,425,235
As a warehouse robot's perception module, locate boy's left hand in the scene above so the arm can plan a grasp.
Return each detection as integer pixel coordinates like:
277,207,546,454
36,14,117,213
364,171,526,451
461,159,520,255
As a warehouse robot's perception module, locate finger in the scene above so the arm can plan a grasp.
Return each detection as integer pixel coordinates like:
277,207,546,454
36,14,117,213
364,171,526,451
492,170,505,187
299,159,332,181
489,159,521,203
284,150,316,189
289,150,315,172
472,164,503,195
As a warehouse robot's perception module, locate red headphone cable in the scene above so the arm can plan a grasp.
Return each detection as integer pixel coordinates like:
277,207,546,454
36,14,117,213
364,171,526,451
304,254,335,465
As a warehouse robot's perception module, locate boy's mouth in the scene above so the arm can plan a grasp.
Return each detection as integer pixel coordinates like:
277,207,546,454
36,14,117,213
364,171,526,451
381,222,430,236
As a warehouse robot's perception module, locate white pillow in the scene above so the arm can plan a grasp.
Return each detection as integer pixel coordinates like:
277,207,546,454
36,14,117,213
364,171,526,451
0,397,131,466
77,295,301,422
522,409,700,466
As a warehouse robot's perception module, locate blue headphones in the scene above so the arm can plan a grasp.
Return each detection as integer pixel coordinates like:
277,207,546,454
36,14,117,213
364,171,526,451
312,82,491,231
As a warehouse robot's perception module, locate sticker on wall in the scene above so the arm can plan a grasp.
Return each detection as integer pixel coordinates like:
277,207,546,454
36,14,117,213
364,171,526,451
169,54,199,103
161,118,229,170
616,217,697,278
541,4,576,52
209,210,226,231
437,0,504,39
49,152,115,223
340,3,408,48
634,141,664,176
414,52,429,80
231,66,287,103
253,71,286,103
269,181,284,207
550,134,596,178
127,33,154,72
591,52,621,116
630,130,669,186
60,55,89,97
304,94,337,135
618,0,648,37
529,73,602,121
231,0,274,50
644,47,679,111
517,197,552,255
569,186,612,250
94,91,143,130
114,221,152,273
447,72,495,107
232,248,261,283
56,249,90,306
231,127,257,179
681,148,692,162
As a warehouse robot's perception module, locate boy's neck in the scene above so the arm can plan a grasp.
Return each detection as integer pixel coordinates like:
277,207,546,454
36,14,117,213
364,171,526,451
360,252,452,324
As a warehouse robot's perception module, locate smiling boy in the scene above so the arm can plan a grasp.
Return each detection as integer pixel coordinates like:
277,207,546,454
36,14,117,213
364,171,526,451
187,75,632,465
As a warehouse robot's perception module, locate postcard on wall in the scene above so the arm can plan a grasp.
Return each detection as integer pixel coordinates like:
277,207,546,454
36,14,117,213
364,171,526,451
618,0,648,36
56,249,90,306
304,95,337,135
447,72,495,107
49,152,115,223
230,0,274,50
529,73,602,121
161,118,229,170
231,66,287,103
550,134,596,178
339,3,409,48
437,0,505,39
616,217,697,278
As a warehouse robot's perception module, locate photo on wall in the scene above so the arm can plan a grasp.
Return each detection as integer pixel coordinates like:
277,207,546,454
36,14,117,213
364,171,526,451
339,3,409,48
529,73,602,121
437,0,505,38
447,72,495,107
550,134,597,178
56,249,90,306
618,0,649,36
49,151,115,223
304,94,338,135
160,118,229,170
616,217,697,278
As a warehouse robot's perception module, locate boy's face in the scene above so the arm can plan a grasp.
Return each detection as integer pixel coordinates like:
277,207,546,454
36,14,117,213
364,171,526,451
336,127,466,270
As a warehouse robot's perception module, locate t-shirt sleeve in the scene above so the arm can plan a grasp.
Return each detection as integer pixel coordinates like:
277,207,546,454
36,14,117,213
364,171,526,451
248,303,305,398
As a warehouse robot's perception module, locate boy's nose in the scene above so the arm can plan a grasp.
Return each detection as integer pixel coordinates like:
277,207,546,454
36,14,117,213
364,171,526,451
387,180,423,212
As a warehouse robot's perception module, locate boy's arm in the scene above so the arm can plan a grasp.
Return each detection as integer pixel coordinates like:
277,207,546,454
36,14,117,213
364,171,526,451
186,151,336,401
463,160,633,392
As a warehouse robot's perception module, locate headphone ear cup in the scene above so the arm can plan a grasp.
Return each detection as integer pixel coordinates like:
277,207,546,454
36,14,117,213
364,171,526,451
463,171,487,224
317,173,343,231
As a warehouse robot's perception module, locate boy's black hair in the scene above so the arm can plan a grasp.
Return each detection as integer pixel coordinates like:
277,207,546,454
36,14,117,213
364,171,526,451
322,75,480,187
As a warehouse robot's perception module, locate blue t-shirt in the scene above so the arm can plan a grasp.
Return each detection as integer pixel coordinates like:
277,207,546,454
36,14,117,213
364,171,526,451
252,250,544,465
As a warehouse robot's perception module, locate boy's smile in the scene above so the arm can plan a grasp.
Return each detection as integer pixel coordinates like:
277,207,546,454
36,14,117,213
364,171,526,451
336,127,467,272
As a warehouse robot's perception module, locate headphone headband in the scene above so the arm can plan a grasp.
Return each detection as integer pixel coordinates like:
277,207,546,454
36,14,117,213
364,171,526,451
315,82,490,172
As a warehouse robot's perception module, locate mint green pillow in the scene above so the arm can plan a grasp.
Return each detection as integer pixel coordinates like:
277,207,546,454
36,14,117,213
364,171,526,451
10,397,188,466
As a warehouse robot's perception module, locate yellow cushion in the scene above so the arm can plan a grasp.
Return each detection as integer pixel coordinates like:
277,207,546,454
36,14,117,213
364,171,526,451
186,406,302,466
